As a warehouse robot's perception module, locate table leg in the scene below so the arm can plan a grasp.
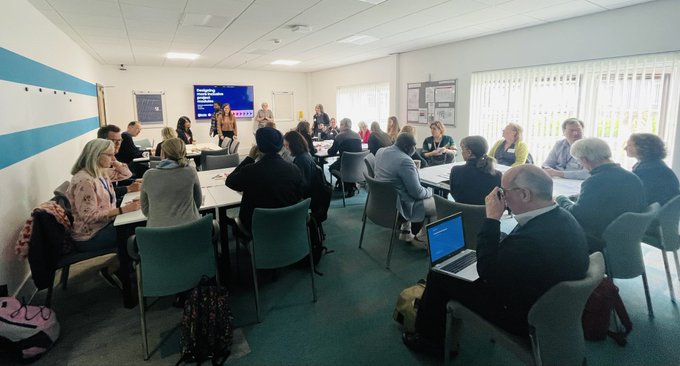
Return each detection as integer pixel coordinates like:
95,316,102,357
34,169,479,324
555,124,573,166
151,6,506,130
217,207,231,285
116,224,137,309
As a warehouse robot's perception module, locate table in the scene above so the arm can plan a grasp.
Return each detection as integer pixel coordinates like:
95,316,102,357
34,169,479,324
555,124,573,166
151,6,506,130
133,142,223,163
113,167,241,308
312,140,369,158
419,162,583,197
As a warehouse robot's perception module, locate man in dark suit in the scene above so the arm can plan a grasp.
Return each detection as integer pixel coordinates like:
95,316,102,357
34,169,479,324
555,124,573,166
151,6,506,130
225,127,303,232
115,121,148,178
556,137,645,253
327,118,362,196
403,165,590,355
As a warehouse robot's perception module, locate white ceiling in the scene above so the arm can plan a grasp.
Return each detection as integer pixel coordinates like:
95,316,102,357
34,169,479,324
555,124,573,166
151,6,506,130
28,0,654,72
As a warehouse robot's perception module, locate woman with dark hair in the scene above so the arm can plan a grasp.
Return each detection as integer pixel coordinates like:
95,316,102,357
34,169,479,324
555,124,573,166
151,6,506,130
449,136,502,205
176,116,194,145
625,133,679,206
284,131,317,196
312,104,330,137
368,121,392,155
296,120,316,155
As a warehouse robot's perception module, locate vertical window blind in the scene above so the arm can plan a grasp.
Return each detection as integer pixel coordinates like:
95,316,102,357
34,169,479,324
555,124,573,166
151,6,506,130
470,52,680,168
336,82,390,131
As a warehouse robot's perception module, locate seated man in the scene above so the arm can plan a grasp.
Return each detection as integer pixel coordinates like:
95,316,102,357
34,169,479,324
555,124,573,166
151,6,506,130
225,127,303,233
374,133,435,246
115,121,148,178
404,165,589,355
542,118,589,180
327,118,363,196
97,125,141,205
326,118,340,140
556,137,645,253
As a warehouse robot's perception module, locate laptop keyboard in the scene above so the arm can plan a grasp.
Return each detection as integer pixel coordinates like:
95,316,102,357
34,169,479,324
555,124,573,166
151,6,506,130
441,252,477,273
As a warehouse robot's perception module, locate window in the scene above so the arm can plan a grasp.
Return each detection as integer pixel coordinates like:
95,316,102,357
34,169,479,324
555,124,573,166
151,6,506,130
470,52,680,168
336,82,389,131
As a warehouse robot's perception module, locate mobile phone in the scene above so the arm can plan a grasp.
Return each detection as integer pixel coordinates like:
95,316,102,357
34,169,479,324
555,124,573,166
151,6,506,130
497,190,503,200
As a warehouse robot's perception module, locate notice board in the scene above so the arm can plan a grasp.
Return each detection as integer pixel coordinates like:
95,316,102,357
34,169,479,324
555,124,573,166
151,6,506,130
406,79,456,126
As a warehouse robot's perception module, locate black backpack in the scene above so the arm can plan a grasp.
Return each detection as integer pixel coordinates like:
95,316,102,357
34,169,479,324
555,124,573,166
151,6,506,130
177,280,233,365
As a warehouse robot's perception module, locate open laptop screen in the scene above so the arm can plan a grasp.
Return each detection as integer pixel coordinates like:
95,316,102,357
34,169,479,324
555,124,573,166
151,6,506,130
427,213,465,264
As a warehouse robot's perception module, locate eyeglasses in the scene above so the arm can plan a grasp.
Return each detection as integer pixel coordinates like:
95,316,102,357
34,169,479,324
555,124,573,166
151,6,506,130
498,186,523,197
111,139,122,144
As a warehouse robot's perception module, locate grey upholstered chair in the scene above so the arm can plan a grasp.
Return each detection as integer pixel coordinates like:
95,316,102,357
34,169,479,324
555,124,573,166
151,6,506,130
199,148,231,170
433,195,486,250
642,195,680,302
603,202,661,316
330,150,369,207
445,252,605,366
203,153,240,170
359,174,400,269
364,153,376,178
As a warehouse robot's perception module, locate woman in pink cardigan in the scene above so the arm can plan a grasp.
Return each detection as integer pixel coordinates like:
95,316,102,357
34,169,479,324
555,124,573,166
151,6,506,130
66,139,140,288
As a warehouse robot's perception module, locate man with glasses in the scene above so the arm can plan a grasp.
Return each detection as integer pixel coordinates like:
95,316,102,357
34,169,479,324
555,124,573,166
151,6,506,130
114,121,148,178
403,165,589,357
97,125,141,204
542,118,589,179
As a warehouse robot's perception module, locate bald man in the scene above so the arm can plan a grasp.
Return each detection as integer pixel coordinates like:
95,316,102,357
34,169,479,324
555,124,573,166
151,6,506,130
404,165,589,356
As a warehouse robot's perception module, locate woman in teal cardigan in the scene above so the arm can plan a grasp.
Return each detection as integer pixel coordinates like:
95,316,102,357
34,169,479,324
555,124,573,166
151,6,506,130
488,123,529,167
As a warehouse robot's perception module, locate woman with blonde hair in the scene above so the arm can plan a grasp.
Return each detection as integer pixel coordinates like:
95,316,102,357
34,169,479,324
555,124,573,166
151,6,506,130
67,139,140,288
141,138,201,228
358,121,371,143
488,123,530,166
449,136,502,205
155,126,178,156
422,121,457,166
386,116,400,142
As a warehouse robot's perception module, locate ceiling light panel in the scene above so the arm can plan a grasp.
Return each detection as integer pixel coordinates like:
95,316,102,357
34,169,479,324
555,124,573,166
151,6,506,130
166,52,200,60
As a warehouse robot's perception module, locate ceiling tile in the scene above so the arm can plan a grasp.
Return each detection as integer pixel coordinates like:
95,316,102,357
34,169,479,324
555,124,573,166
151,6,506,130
526,0,605,21
587,0,653,10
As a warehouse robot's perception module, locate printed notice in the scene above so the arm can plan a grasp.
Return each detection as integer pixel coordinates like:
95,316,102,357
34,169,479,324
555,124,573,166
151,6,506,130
425,87,435,103
407,89,420,109
407,110,419,122
435,108,455,126
435,86,454,102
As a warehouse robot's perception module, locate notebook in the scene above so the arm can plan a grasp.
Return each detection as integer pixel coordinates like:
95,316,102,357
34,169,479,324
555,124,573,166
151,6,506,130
426,212,479,282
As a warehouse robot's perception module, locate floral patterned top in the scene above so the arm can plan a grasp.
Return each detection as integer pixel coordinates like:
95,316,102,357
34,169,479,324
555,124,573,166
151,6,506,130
67,165,131,241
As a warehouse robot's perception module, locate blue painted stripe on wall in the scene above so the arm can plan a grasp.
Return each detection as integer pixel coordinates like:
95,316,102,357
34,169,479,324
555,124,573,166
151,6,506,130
0,47,96,97
0,117,99,169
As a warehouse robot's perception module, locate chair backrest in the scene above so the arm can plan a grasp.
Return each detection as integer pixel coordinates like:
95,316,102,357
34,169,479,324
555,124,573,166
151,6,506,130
204,153,240,170
603,203,660,279
135,216,216,297
134,138,152,149
364,154,376,178
433,195,486,250
340,151,370,183
200,148,231,169
229,140,240,155
364,174,399,228
657,195,680,251
220,136,232,150
148,156,161,169
528,252,605,366
251,198,311,269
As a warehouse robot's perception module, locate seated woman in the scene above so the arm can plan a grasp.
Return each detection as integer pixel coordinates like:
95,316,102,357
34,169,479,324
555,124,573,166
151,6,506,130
284,131,317,197
155,126,178,156
296,120,316,155
176,116,194,145
141,138,201,228
386,116,400,143
450,136,502,205
66,139,140,288
422,121,457,166
488,123,529,167
368,121,392,155
401,125,428,168
625,133,679,206
358,121,371,144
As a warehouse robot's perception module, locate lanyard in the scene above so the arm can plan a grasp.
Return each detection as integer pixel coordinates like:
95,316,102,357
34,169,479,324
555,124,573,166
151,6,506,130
99,177,114,205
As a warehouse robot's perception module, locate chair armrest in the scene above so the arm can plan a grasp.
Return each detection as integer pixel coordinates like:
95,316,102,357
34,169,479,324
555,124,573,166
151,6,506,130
212,219,220,244
233,217,252,240
126,235,139,261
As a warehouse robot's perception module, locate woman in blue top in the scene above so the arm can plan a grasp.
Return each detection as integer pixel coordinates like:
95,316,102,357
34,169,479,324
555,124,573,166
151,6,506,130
422,121,457,166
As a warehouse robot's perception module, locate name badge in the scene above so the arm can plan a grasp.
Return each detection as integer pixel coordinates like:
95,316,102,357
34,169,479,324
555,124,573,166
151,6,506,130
507,149,515,153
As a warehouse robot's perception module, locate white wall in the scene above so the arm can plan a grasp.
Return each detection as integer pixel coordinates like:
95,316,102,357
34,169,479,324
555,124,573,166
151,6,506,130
99,67,309,152
311,0,680,168
0,0,103,293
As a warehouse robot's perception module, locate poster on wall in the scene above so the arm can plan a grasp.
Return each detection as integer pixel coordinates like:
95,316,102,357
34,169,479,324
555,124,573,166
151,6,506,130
406,79,456,126
133,91,165,125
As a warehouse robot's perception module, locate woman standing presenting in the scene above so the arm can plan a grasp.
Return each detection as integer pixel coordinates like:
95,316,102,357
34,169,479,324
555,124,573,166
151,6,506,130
488,123,529,166
218,103,237,145
422,121,457,166
312,104,330,137
67,139,140,288
255,102,274,131
141,138,201,228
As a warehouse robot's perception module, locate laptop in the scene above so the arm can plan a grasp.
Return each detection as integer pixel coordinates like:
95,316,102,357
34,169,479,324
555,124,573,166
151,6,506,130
426,212,479,282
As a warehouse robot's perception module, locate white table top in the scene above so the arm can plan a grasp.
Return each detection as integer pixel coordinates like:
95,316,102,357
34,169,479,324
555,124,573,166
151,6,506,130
133,142,223,163
114,167,241,226
313,140,369,158
419,162,582,197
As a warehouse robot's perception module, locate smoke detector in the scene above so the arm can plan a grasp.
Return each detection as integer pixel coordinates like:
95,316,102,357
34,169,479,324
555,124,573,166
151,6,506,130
291,25,311,33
